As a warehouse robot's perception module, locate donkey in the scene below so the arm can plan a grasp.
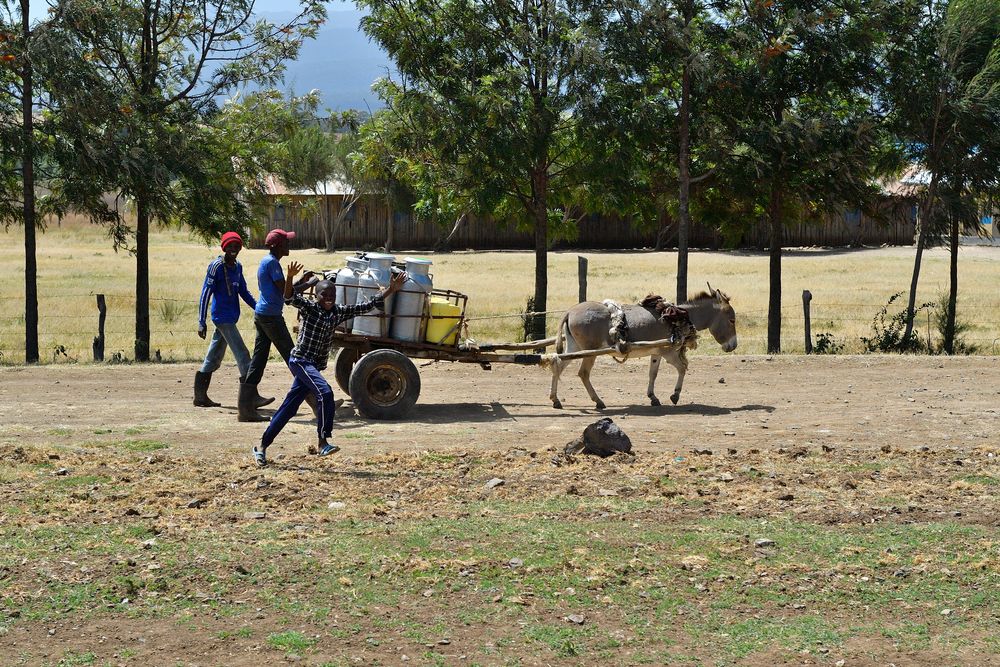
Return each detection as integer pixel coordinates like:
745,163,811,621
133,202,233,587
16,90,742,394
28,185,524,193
548,285,737,409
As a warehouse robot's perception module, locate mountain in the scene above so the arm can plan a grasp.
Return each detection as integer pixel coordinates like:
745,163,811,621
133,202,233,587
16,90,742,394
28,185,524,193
263,8,393,111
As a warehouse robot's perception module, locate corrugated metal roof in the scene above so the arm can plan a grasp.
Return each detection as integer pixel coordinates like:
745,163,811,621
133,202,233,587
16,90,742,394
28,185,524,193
881,165,931,197
263,175,355,196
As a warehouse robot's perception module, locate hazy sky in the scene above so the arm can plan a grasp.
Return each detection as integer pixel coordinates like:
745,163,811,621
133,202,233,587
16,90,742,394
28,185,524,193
28,1,359,22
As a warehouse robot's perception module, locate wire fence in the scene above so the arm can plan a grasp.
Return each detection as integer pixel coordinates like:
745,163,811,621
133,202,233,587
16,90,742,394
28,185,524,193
1,291,999,364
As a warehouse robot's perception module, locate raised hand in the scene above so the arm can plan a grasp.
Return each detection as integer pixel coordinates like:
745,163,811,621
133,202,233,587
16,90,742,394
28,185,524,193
386,271,407,295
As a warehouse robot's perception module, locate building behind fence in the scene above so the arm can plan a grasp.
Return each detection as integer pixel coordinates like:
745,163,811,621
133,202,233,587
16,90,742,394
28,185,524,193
254,191,918,250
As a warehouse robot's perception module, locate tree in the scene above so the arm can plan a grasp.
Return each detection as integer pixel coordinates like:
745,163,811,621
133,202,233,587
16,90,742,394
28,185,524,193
359,0,597,339
582,0,730,302
1,1,40,362
888,0,1000,353
273,96,368,252
48,0,325,361
715,0,897,353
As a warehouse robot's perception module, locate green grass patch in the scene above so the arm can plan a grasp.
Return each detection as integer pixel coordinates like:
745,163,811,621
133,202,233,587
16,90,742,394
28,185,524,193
523,623,591,658
266,630,316,654
959,475,999,486
118,439,168,452
52,474,113,488
46,428,73,437
55,651,97,666
218,627,253,640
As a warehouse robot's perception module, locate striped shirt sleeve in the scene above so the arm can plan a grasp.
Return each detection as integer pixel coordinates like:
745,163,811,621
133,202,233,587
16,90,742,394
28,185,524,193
198,259,220,327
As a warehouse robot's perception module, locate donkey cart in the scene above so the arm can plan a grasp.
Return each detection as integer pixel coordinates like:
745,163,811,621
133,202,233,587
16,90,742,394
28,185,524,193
331,289,694,420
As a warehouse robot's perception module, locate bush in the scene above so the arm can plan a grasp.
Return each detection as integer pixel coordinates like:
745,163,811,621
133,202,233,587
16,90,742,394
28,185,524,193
932,293,979,354
860,291,931,353
813,332,843,354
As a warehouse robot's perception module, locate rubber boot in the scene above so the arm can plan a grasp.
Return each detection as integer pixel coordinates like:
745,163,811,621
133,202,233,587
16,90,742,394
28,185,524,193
254,388,275,408
238,381,270,422
194,371,221,407
239,375,274,408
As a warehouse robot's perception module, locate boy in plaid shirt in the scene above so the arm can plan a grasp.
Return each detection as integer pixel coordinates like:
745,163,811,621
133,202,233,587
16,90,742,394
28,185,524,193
253,260,405,466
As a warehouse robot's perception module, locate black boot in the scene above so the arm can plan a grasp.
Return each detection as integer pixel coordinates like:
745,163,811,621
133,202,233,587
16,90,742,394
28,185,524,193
254,388,275,408
239,375,275,408
238,381,270,422
194,371,221,407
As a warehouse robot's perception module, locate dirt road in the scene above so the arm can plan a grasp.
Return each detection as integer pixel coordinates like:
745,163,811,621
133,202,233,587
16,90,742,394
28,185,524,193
2,354,996,456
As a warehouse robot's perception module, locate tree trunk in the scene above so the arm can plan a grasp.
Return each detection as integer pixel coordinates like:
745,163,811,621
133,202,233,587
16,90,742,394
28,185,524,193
943,212,959,354
675,2,694,305
385,211,394,253
135,196,150,361
531,169,548,341
323,185,334,252
903,177,938,342
653,205,674,251
20,0,38,363
434,213,468,251
767,181,783,354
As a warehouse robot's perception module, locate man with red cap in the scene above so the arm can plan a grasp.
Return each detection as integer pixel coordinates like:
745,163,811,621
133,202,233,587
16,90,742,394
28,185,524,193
194,231,257,407
238,228,306,421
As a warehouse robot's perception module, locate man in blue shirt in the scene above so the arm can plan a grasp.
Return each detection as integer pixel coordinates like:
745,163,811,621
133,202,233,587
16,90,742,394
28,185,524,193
194,231,257,407
239,228,301,421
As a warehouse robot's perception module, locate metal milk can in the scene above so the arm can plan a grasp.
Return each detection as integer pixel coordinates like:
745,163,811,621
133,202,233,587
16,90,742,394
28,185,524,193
351,252,395,337
388,257,433,342
334,256,368,331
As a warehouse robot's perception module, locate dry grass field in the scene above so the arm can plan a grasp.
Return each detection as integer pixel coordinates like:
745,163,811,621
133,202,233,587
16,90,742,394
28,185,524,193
1,356,1000,666
1,218,999,364
3,220,1000,665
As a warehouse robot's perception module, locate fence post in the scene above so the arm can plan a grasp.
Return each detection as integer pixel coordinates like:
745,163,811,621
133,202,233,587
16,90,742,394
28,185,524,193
93,294,106,362
578,256,588,303
802,290,812,354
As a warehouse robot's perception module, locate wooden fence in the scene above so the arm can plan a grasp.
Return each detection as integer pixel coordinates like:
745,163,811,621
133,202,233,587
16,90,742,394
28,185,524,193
253,194,916,250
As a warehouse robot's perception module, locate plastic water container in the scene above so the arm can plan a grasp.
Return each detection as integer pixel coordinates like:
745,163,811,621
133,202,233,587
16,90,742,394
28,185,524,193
351,253,395,337
334,256,368,330
389,257,433,342
425,297,462,346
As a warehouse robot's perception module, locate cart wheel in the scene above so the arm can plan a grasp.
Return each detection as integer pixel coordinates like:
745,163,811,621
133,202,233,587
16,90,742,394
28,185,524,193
334,347,361,395
348,349,421,420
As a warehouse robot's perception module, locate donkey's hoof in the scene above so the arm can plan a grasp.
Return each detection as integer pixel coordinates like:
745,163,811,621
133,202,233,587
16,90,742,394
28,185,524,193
552,400,563,410
650,397,661,407
595,401,606,410
670,393,680,405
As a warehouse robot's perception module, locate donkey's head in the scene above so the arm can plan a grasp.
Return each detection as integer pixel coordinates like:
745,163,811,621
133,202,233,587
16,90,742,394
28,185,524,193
689,282,738,352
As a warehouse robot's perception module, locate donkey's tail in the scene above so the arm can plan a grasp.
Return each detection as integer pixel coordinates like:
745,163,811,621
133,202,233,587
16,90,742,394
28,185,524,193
554,311,571,354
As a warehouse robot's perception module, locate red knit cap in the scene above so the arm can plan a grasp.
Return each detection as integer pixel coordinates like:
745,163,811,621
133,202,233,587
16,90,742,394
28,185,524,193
220,231,243,250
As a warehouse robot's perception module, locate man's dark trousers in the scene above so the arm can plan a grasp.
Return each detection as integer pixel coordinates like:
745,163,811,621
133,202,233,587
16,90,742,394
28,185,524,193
245,314,294,385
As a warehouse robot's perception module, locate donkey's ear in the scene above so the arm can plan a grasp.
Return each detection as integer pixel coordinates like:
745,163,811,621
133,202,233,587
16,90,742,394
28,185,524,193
707,281,718,299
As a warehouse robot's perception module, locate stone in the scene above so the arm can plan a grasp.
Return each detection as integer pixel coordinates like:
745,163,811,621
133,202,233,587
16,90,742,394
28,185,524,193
565,614,585,625
484,478,505,490
244,512,267,520
754,538,776,548
328,501,346,510
185,498,206,509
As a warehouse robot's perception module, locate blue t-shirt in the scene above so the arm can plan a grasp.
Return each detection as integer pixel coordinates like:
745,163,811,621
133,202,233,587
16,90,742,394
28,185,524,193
255,254,286,317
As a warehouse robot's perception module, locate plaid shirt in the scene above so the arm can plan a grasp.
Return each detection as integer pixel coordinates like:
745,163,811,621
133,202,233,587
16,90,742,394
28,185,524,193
286,293,385,370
